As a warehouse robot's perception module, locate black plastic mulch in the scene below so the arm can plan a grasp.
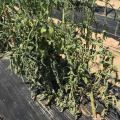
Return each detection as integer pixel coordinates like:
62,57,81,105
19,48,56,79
51,6,120,40
0,60,50,120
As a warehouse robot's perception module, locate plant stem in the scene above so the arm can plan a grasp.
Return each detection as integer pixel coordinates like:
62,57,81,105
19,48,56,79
90,91,96,118
62,8,65,24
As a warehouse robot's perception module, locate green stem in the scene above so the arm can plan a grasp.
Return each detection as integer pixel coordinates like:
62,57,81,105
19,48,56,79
90,91,96,118
62,8,65,24
115,21,119,36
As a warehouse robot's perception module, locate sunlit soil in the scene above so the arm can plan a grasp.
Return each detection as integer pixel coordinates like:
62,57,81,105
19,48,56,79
96,0,120,9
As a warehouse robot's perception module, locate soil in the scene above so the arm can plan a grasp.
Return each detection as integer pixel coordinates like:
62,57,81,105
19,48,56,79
96,0,120,9
92,32,120,79
104,37,120,79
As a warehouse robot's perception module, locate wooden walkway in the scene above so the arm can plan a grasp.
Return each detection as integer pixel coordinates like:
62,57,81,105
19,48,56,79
0,59,50,120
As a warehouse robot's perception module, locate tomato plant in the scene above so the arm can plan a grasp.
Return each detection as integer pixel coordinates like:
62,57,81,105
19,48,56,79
0,0,119,119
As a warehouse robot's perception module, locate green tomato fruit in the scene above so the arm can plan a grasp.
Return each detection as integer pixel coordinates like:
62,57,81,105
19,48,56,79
41,27,47,33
